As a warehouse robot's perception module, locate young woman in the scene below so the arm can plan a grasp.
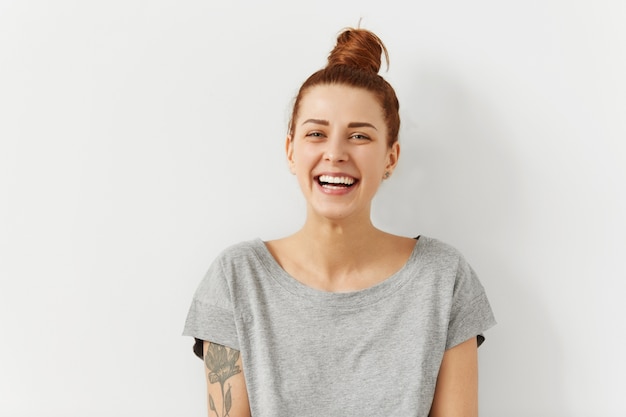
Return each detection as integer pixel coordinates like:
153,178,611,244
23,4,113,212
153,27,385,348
184,27,496,417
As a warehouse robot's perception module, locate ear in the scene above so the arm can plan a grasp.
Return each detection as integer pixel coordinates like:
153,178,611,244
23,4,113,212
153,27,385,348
285,135,296,174
384,141,400,175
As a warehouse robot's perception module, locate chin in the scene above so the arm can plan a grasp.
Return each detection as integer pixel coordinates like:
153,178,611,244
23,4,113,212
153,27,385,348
309,203,368,223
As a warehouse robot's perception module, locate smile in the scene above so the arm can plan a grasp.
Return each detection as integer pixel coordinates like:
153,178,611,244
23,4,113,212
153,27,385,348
316,175,357,189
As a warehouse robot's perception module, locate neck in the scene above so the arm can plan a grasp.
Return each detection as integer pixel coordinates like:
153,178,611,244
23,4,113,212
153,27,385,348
293,214,385,277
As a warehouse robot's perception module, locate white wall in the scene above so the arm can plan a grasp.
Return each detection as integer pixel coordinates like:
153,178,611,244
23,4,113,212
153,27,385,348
1,0,624,416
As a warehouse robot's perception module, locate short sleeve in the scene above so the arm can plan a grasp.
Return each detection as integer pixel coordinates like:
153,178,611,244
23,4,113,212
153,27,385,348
182,255,240,358
445,255,497,350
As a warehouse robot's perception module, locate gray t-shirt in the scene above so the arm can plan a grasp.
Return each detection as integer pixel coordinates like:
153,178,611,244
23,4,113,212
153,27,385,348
183,236,496,416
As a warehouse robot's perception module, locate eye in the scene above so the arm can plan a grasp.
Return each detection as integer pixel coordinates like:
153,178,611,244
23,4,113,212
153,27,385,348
305,131,326,141
350,133,371,141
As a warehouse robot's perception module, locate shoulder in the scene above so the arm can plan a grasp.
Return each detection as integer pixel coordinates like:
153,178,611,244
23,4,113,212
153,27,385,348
417,236,490,302
209,238,279,285
409,236,484,291
416,235,466,266
199,239,266,284
193,239,266,301
209,239,266,266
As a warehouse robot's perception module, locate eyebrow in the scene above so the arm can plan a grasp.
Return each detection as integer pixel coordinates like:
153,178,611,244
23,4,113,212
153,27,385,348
301,119,378,130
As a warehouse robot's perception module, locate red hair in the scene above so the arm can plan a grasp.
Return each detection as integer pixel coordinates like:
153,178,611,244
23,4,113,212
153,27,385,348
288,28,400,146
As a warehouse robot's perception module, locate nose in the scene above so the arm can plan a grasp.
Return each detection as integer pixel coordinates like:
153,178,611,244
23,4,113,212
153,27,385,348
323,135,348,163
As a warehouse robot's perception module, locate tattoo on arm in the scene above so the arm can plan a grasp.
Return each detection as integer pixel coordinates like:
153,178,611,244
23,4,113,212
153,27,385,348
204,342,242,417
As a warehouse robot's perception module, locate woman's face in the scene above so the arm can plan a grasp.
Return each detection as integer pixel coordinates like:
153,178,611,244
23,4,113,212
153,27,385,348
287,84,399,222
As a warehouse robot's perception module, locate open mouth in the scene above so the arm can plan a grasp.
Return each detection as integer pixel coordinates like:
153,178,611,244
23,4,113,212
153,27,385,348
316,175,358,189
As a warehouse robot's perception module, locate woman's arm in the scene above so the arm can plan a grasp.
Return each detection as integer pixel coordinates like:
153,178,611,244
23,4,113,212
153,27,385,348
202,341,251,417
429,337,479,417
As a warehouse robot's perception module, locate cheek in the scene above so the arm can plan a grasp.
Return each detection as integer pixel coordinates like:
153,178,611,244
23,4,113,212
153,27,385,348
359,150,389,172
292,152,313,180
292,144,318,168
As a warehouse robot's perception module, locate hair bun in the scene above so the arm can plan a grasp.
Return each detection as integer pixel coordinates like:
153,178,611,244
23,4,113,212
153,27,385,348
327,28,389,74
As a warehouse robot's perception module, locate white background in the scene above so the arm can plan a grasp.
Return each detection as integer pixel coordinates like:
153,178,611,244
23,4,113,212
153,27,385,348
1,0,625,416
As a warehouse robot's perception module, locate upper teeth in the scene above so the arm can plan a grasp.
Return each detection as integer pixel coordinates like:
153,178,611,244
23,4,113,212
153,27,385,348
319,175,355,185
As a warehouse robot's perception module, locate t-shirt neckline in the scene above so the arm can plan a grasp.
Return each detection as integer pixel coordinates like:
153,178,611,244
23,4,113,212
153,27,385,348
250,236,427,309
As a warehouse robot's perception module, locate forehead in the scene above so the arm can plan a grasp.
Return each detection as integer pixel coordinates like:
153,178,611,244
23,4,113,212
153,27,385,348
297,84,384,125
